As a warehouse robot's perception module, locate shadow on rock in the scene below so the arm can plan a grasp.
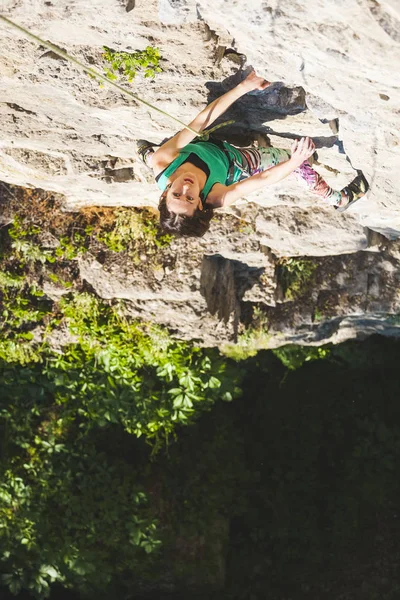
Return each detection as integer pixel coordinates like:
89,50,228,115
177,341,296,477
200,254,265,332
204,66,307,146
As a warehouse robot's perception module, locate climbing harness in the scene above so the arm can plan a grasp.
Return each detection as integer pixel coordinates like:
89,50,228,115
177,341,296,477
0,15,233,140
199,137,251,183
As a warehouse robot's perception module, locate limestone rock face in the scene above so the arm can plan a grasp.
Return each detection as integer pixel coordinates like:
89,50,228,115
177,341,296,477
1,0,400,348
76,213,400,348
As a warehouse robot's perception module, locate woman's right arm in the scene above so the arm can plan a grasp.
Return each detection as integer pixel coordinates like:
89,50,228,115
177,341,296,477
207,137,315,208
152,70,270,169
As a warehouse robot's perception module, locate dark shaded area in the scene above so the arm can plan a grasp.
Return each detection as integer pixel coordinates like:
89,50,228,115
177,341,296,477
203,66,351,162
3,335,400,600
200,253,264,327
204,67,307,147
226,337,400,599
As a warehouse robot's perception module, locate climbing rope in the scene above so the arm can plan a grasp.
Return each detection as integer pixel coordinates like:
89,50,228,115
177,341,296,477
202,119,235,138
0,14,232,140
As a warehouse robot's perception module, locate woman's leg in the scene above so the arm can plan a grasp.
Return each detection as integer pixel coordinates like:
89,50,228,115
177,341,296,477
256,147,342,206
237,145,368,209
292,159,342,206
238,146,291,175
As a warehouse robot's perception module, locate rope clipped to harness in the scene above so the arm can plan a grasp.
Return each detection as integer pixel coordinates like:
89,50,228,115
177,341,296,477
200,119,235,140
0,15,234,140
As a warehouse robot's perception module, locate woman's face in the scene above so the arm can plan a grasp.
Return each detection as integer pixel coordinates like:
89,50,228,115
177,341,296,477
166,172,203,216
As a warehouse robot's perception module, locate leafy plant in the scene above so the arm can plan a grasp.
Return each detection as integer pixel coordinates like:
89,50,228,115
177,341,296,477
8,215,41,240
102,45,162,82
278,257,317,300
47,272,72,289
0,287,243,597
11,239,55,265
273,344,331,370
313,307,324,322
53,293,242,441
0,417,160,598
0,270,24,289
0,279,51,339
97,208,172,260
54,234,89,260
0,339,42,364
221,307,270,361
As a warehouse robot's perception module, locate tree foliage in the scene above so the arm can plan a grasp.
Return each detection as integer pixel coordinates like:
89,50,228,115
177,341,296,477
0,287,242,598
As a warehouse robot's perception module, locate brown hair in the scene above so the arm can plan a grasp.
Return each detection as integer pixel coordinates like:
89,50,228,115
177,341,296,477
158,189,214,238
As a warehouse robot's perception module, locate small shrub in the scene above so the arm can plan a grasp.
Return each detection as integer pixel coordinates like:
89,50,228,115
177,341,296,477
278,257,317,300
0,339,42,364
97,208,172,259
221,308,270,361
102,45,162,82
1,281,52,333
273,344,331,370
53,292,242,441
0,270,24,289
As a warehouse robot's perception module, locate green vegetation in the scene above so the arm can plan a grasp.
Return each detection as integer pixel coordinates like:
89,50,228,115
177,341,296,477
0,284,242,597
102,45,162,82
56,292,241,439
221,308,270,361
1,305,400,600
313,306,324,321
1,188,400,600
278,257,317,300
0,425,160,598
0,199,240,440
0,189,242,598
97,208,172,258
273,343,330,370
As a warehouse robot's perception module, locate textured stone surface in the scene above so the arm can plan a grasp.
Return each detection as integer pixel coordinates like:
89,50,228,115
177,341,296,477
77,214,400,348
1,0,400,348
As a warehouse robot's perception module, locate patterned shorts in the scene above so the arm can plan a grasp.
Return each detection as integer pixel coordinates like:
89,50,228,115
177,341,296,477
237,146,341,206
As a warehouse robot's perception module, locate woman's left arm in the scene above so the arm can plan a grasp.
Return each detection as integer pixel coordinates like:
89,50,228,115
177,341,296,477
207,137,316,208
152,70,270,167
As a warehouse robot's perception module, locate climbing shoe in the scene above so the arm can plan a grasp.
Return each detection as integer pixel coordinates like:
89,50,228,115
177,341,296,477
136,139,155,169
336,171,369,212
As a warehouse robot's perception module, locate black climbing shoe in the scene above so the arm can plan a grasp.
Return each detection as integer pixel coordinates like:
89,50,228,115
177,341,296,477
136,139,155,169
336,171,369,212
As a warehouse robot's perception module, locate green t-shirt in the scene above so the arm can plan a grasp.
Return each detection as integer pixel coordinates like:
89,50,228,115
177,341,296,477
155,140,245,201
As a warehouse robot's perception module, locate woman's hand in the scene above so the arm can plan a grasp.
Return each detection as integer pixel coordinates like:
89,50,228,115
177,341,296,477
290,137,315,167
240,69,271,93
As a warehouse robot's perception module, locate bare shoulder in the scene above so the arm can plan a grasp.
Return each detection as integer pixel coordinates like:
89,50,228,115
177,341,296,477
151,157,170,178
205,182,230,208
151,147,179,177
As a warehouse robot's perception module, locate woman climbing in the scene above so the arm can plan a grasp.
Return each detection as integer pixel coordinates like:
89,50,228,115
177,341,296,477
137,70,369,238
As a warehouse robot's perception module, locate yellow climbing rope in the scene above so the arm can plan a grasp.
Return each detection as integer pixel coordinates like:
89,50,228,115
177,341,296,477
0,15,232,140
